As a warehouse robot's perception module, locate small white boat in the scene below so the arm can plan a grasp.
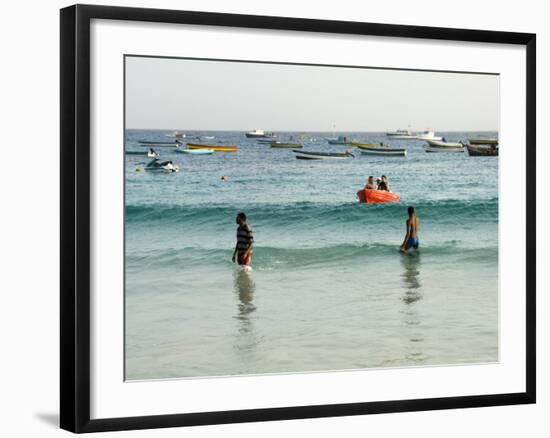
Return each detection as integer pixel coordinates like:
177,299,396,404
425,145,464,153
293,150,354,160
415,130,442,141
245,129,275,138
175,148,214,155
425,139,464,148
386,128,415,139
165,131,185,139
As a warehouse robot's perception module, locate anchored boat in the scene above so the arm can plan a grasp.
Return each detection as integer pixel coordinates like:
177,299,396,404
415,130,443,141
386,128,415,139
425,139,464,148
165,131,185,139
357,145,407,156
139,140,180,147
187,143,238,152
293,150,354,160
175,148,214,155
271,142,303,148
468,138,498,146
425,145,464,153
357,189,400,203
245,129,275,138
327,136,352,145
466,145,498,156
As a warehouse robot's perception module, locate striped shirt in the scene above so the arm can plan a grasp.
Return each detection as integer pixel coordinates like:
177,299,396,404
236,224,254,251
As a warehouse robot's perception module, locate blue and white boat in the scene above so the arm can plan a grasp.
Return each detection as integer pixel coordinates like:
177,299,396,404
175,148,214,155
327,136,351,145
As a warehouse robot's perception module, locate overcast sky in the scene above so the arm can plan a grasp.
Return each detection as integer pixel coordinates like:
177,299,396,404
125,56,499,132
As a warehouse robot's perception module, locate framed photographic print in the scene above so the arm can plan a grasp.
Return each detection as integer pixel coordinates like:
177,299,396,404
60,4,536,433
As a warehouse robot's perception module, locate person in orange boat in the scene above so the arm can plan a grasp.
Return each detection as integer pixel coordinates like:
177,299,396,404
232,212,254,267
378,175,390,191
400,206,420,253
364,176,376,189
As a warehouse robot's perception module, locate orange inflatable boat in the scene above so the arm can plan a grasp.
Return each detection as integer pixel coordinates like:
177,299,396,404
357,189,400,203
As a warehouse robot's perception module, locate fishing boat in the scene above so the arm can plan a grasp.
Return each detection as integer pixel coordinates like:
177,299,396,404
466,144,498,156
293,150,354,160
415,130,443,141
350,142,383,148
468,138,498,145
245,129,275,138
357,188,400,203
425,139,464,148
175,148,214,155
386,128,415,139
271,142,303,148
187,143,238,152
327,136,352,145
358,145,407,156
139,140,180,147
165,131,185,139
425,145,464,153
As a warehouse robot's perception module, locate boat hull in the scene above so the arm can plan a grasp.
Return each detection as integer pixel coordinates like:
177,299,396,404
386,134,415,140
139,141,179,147
426,139,463,147
271,143,303,148
468,138,498,145
187,143,238,152
466,145,498,156
425,146,464,153
293,150,353,160
358,146,407,156
357,189,400,203
176,148,214,155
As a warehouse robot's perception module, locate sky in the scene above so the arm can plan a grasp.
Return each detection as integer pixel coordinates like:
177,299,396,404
125,56,499,132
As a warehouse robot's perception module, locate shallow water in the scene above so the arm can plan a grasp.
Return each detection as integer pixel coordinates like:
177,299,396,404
125,130,498,380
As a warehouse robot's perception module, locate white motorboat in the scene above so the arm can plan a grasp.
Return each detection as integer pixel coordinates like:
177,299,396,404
386,128,415,139
415,130,442,141
165,131,185,139
245,129,275,138
425,139,464,148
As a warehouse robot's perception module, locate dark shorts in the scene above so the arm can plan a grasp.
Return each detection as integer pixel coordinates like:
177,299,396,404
407,237,419,249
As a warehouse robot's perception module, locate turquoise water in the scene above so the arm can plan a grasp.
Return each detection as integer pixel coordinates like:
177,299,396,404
125,130,498,380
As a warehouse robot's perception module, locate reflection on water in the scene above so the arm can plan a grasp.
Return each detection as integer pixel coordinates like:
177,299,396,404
233,268,256,321
232,269,259,364
399,252,427,364
400,252,422,304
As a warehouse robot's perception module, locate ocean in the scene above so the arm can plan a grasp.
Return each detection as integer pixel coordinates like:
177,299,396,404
125,130,498,380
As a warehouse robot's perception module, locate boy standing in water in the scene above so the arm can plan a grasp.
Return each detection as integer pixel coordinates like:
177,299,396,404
232,212,254,267
400,206,420,252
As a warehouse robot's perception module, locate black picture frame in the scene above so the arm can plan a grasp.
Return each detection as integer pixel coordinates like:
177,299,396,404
60,4,536,433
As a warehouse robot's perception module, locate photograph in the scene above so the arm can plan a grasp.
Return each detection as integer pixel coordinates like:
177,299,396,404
124,55,500,381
